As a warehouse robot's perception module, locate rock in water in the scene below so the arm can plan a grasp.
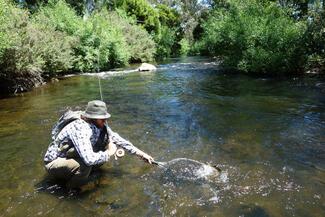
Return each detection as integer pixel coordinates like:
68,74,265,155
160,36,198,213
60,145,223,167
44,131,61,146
138,63,157,71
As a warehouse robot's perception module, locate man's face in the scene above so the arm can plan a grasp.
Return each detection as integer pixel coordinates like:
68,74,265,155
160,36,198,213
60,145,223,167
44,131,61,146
94,119,106,129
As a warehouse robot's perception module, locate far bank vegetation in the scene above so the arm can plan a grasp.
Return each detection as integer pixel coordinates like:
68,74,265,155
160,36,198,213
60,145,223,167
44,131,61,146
0,0,324,93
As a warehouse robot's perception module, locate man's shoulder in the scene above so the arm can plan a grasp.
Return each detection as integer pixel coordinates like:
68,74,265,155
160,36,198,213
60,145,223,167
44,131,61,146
65,118,92,132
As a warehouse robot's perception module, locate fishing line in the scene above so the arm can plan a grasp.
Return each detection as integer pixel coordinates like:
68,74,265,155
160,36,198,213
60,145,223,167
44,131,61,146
97,47,103,101
94,25,213,169
98,76,103,101
96,35,124,159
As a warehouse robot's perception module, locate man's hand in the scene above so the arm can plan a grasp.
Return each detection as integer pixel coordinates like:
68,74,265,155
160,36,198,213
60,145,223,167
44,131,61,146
106,141,117,157
137,150,154,164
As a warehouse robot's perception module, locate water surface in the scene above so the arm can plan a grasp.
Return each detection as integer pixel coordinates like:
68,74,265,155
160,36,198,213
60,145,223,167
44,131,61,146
0,57,324,216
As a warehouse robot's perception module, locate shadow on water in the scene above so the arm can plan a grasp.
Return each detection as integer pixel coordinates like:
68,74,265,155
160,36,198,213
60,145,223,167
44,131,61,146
235,204,270,217
30,168,131,216
34,167,127,200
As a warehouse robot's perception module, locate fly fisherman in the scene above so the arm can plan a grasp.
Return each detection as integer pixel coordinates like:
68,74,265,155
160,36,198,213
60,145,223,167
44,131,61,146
44,100,154,187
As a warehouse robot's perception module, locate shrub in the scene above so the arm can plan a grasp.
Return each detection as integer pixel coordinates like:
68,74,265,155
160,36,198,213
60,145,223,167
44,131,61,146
0,0,158,93
88,11,130,70
179,38,190,56
34,0,81,35
199,0,307,75
122,24,156,62
304,7,325,73
0,0,75,92
155,26,177,58
106,12,156,62
35,1,157,71
114,0,161,35
0,0,25,60
31,23,77,76
34,1,131,72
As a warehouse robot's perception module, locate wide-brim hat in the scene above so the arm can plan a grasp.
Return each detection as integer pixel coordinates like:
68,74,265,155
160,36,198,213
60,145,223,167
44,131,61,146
83,100,111,119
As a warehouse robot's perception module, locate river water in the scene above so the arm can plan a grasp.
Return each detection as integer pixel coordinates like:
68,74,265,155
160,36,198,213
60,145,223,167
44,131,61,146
0,57,324,216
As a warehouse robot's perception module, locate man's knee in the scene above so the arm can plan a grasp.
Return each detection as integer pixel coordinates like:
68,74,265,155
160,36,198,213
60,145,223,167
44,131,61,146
45,158,92,180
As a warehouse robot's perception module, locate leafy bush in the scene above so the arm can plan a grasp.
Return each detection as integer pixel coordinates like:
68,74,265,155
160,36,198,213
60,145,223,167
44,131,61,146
106,12,156,62
304,7,325,73
156,4,180,28
0,0,75,92
114,0,183,59
179,38,190,56
155,26,177,58
0,0,11,58
35,1,122,72
34,0,81,34
199,0,307,74
0,0,160,93
87,10,130,70
114,0,161,35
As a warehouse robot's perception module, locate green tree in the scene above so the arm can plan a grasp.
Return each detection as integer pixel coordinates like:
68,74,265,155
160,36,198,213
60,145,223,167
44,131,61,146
156,4,180,27
114,0,161,35
304,2,325,72
199,0,307,74
156,25,177,57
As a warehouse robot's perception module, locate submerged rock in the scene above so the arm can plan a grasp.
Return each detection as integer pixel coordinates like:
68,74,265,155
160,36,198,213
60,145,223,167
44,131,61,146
138,63,157,71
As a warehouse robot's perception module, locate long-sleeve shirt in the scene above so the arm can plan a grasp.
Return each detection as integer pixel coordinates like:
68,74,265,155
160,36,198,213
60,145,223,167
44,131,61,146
44,119,141,166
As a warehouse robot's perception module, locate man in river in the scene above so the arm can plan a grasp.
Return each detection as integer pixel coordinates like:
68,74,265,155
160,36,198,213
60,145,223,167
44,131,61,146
44,100,154,188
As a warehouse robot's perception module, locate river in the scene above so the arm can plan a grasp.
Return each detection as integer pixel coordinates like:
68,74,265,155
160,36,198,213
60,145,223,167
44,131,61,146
0,57,324,216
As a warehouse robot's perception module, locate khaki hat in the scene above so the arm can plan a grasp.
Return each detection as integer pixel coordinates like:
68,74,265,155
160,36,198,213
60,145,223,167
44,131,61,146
83,100,111,119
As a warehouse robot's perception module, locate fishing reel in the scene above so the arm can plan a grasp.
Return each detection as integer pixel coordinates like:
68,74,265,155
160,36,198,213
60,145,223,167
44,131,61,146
107,136,125,160
114,148,125,160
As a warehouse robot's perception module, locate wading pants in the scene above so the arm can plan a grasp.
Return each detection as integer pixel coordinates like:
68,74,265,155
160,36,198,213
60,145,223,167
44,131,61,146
45,157,92,188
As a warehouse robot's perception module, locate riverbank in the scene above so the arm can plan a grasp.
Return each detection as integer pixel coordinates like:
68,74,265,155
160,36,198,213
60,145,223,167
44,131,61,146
0,62,159,97
0,0,157,95
1,0,324,95
2,57,325,98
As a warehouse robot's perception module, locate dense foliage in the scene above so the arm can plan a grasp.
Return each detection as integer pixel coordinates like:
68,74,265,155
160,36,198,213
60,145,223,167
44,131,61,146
0,0,157,92
114,0,183,58
304,3,325,73
0,0,324,93
32,0,156,71
194,0,325,75
0,0,75,92
113,0,161,35
197,0,307,74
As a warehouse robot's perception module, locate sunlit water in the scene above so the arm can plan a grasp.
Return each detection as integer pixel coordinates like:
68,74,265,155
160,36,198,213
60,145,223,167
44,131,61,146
0,57,324,216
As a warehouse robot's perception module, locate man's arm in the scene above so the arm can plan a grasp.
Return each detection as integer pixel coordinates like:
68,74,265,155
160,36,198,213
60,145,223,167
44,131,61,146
106,126,154,163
